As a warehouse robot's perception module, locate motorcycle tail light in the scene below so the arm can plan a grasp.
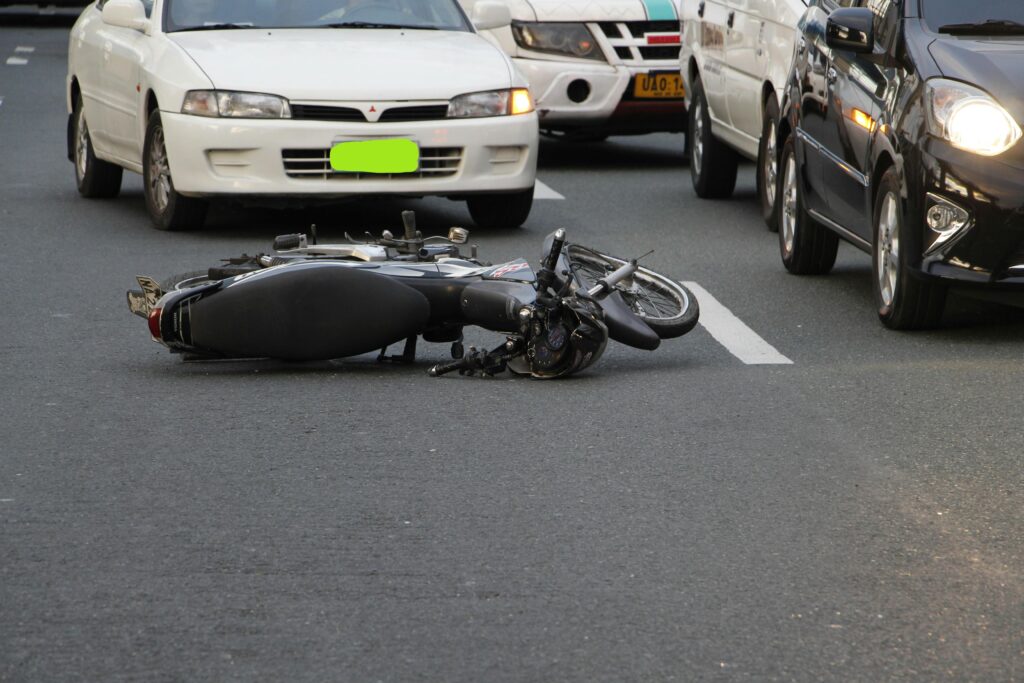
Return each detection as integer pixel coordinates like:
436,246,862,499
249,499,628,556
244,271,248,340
148,307,163,340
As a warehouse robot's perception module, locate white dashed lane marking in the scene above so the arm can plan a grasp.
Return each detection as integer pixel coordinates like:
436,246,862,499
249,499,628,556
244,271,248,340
683,281,794,365
5,57,28,66
15,46,35,53
535,180,564,200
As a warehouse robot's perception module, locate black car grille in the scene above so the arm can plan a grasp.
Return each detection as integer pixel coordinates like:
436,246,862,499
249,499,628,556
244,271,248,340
282,147,463,180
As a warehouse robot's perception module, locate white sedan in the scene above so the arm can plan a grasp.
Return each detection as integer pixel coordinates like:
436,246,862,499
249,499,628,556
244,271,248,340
66,0,539,230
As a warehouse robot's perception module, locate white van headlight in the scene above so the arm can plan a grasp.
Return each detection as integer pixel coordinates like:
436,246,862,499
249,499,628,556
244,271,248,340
926,79,1021,156
511,22,603,61
182,91,292,119
448,89,534,118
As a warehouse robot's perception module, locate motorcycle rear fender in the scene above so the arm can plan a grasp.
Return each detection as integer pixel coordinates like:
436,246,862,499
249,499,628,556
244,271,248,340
185,262,430,361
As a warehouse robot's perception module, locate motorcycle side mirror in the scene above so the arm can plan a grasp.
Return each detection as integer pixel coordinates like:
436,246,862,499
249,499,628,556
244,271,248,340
448,227,469,244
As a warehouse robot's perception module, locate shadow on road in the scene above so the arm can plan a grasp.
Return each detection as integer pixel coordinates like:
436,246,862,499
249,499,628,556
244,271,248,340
538,134,689,171
807,262,1024,334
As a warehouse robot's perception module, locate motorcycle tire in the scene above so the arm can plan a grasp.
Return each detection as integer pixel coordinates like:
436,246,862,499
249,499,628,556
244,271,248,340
160,271,218,293
566,245,700,339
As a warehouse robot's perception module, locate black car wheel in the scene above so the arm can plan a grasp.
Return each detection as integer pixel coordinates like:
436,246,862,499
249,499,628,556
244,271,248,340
689,75,738,199
73,93,123,199
143,111,208,231
757,95,781,231
778,135,838,275
872,168,947,329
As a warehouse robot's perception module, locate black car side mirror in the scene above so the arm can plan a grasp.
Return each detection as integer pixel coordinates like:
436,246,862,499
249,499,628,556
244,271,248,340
826,8,874,53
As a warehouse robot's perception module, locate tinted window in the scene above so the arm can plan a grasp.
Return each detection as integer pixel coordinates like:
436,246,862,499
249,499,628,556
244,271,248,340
922,0,1024,31
164,0,470,32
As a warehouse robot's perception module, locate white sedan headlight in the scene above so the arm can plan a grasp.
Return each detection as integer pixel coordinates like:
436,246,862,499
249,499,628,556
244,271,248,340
181,90,291,119
448,89,534,118
926,79,1021,156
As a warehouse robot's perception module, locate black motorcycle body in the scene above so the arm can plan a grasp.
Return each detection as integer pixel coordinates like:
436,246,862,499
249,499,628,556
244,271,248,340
129,219,698,378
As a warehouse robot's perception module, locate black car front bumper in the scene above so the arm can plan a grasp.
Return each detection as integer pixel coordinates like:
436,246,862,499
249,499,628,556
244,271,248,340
912,137,1024,287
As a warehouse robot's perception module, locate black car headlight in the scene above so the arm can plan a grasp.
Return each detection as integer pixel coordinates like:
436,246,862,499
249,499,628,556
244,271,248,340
511,22,603,61
925,79,1021,157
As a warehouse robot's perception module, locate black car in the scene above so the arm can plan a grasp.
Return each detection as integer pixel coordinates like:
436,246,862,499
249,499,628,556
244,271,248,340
777,0,1024,328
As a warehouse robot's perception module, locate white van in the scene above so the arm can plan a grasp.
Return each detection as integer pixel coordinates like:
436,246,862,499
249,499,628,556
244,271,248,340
679,0,808,228
464,0,688,141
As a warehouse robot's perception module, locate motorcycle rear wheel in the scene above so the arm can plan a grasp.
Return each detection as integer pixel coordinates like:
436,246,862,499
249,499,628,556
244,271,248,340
160,271,217,292
566,245,700,338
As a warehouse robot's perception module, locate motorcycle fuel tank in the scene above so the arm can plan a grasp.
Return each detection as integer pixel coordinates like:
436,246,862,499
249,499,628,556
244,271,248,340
187,262,430,361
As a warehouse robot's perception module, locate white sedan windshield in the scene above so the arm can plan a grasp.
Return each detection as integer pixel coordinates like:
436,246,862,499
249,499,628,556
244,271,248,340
164,0,471,32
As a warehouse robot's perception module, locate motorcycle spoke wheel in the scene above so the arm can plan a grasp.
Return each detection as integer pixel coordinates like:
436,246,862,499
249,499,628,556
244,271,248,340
566,245,699,338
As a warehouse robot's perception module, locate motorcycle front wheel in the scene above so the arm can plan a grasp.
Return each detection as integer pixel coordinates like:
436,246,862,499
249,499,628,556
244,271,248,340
566,245,700,339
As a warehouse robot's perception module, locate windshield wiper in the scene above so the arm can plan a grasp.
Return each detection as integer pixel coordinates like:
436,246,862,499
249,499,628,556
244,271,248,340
321,21,438,30
174,23,257,32
938,19,1024,35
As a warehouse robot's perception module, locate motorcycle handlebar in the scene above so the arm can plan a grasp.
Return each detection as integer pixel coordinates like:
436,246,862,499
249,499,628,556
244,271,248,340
543,229,566,272
587,259,638,298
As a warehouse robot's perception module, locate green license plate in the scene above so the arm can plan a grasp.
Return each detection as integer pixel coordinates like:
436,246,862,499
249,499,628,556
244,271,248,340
329,138,419,174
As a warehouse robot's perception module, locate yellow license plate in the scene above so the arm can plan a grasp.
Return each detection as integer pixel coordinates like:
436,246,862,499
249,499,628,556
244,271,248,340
633,72,685,99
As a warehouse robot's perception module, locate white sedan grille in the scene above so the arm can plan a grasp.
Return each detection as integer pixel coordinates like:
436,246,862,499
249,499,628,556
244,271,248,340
282,147,463,180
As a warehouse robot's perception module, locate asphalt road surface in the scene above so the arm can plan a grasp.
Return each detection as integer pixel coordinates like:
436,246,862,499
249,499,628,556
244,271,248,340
1,11,1022,682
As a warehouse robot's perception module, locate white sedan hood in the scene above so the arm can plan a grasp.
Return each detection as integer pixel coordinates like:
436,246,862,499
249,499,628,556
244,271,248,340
169,29,512,101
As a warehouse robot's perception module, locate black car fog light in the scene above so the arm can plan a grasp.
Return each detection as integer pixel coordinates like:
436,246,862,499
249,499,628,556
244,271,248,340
924,192,971,255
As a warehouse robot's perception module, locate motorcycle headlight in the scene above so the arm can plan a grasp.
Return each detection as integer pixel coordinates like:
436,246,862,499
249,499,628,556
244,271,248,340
926,79,1021,156
448,89,534,118
511,22,603,61
181,90,291,119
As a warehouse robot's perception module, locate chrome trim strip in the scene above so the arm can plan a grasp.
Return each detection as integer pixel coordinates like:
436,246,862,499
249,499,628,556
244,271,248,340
807,208,871,251
795,127,870,187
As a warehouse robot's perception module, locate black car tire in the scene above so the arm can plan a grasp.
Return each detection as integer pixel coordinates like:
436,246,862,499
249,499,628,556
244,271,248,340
73,94,123,199
777,135,838,275
756,95,781,232
143,111,208,231
466,186,534,229
872,168,947,330
689,75,738,199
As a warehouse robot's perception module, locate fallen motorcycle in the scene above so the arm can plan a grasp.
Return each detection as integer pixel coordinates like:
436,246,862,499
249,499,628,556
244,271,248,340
127,212,699,378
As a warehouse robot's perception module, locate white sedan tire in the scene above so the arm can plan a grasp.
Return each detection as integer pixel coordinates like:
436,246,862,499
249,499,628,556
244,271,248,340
466,186,534,229
73,94,123,199
143,111,208,231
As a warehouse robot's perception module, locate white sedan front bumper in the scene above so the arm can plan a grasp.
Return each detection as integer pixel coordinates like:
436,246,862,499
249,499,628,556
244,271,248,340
160,111,538,198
